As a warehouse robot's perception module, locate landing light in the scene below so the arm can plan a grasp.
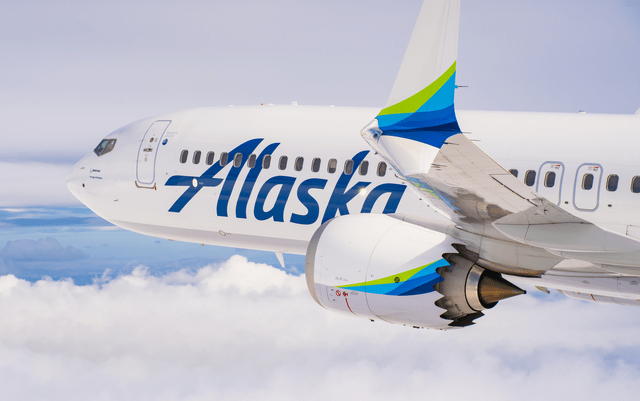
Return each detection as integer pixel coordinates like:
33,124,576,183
359,188,367,197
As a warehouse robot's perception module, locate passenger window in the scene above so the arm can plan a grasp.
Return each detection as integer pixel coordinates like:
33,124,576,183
582,173,594,190
327,159,337,174
524,170,536,187
206,152,215,166
509,169,518,178
220,152,228,166
377,162,387,177
311,158,321,173
606,174,618,192
544,171,556,188
263,155,271,169
193,150,201,164
344,159,354,175
248,154,257,169
180,150,189,164
294,157,304,171
94,139,117,157
359,160,369,176
233,153,242,167
632,176,640,193
279,156,288,170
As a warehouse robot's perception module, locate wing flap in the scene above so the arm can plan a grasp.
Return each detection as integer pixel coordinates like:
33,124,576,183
494,222,640,252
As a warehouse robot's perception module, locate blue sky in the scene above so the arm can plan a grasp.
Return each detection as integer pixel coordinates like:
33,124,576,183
0,207,304,284
1,0,639,399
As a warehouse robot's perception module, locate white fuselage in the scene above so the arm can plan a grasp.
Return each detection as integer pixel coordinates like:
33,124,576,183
66,105,640,254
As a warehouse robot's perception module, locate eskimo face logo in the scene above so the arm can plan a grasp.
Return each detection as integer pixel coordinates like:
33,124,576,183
165,139,406,225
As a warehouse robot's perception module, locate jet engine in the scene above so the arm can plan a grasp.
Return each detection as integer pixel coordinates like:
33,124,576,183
305,214,525,329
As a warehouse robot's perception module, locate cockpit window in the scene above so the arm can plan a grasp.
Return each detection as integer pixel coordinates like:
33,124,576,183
94,139,117,156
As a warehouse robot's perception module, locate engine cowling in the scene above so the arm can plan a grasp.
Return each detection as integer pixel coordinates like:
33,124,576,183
305,214,525,329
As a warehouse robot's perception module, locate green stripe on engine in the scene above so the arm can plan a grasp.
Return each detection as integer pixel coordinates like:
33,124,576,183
337,260,437,289
379,61,456,116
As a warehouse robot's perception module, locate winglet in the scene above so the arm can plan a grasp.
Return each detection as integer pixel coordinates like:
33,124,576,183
377,0,460,146
362,0,461,175
636,107,640,115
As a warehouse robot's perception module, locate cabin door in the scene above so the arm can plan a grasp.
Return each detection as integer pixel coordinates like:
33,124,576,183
136,120,171,185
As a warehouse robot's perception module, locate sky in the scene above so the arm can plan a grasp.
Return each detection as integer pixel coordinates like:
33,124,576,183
1,0,640,399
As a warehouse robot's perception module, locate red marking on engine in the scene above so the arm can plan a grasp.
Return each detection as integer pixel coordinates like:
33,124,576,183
344,297,355,315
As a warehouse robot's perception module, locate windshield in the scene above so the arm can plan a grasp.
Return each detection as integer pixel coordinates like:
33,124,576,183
94,139,117,156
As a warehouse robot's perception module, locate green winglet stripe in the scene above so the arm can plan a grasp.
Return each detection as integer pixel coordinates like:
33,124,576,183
379,61,457,116
337,260,437,289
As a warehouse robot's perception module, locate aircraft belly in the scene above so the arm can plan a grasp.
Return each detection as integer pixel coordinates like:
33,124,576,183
110,219,309,254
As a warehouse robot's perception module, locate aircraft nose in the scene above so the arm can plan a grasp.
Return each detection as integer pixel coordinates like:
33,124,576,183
66,161,82,201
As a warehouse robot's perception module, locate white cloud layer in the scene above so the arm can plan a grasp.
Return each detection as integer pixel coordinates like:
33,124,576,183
0,162,80,207
0,256,638,400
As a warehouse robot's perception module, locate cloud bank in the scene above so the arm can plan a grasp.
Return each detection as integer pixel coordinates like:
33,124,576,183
0,162,80,207
0,237,87,263
0,256,637,400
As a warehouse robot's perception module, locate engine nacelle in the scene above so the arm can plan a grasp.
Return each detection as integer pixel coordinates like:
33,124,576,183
305,214,525,329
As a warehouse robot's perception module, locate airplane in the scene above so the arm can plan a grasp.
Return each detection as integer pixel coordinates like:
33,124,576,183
67,0,640,330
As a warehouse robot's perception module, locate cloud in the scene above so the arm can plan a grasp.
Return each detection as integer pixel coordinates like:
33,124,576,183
0,162,80,207
0,0,637,168
0,237,87,262
0,255,637,400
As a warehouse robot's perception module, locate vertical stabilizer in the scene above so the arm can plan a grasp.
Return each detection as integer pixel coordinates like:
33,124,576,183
362,0,461,175
636,107,640,115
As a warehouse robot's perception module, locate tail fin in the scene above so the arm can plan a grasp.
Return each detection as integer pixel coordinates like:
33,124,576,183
362,0,461,175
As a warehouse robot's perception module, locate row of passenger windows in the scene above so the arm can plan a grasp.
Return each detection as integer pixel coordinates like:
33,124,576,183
179,150,388,177
509,169,640,193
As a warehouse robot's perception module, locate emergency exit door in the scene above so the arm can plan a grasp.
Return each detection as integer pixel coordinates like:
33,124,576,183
536,162,564,205
573,163,602,211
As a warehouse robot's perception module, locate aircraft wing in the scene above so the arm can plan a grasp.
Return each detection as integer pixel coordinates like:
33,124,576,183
306,0,640,330
361,0,640,283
